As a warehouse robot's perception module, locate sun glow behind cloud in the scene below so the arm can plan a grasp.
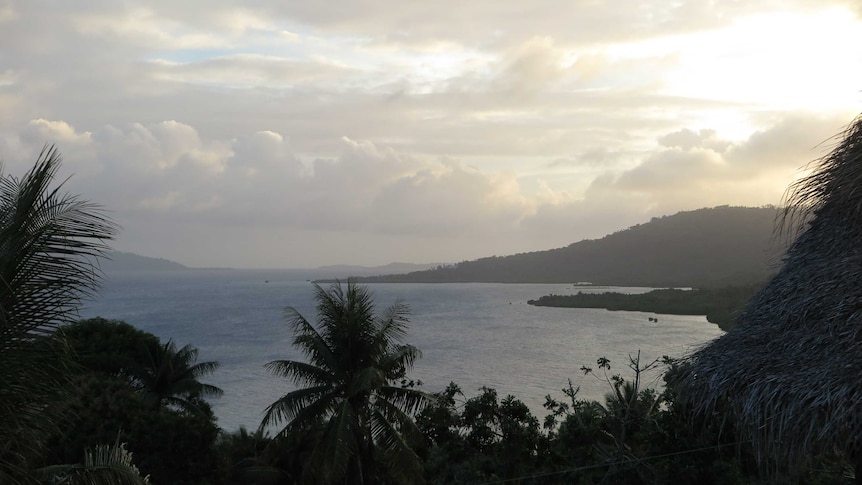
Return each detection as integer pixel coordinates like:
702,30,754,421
662,8,862,127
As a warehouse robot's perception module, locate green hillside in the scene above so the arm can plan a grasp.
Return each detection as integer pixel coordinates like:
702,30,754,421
358,206,788,288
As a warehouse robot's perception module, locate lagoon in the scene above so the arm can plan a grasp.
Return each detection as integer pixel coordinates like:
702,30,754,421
80,270,724,431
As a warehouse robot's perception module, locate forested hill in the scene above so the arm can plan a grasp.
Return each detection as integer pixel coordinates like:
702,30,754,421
358,206,788,288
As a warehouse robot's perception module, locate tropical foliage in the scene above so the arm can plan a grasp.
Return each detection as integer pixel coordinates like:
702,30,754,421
50,318,225,484
38,438,150,485
261,280,429,484
0,146,115,484
133,339,223,412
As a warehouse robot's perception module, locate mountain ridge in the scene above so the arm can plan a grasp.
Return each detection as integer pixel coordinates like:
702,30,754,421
102,251,189,272
356,206,788,288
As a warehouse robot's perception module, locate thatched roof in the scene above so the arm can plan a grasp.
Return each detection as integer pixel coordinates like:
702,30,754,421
677,116,862,474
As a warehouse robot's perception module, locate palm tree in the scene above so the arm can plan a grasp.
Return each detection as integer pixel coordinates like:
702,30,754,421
0,145,116,484
134,339,223,413
261,280,429,484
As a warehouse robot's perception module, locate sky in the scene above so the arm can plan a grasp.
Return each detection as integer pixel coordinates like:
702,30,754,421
1,1,861,269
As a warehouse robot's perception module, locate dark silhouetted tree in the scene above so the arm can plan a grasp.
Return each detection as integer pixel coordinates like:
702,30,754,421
261,280,428,484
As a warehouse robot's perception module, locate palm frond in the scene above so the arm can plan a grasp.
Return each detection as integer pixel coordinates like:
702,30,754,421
308,400,359,485
373,394,424,443
0,145,116,335
313,281,347,337
369,408,424,485
264,359,337,387
260,386,337,435
0,145,115,483
378,344,421,380
194,382,224,399
376,386,430,416
185,358,220,378
36,439,150,485
285,307,341,373
373,299,411,345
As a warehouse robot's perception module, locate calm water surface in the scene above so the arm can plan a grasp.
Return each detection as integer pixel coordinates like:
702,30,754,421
80,270,724,431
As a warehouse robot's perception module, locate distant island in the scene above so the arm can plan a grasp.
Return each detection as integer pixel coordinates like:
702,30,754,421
528,285,764,331
101,251,188,272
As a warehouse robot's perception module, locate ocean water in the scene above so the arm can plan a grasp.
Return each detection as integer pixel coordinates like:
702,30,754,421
79,270,724,432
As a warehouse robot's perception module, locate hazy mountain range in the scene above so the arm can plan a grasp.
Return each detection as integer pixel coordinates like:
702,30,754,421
101,251,189,272
101,251,442,278
110,205,791,288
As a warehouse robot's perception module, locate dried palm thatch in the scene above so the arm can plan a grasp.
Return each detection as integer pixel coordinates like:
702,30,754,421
675,115,862,477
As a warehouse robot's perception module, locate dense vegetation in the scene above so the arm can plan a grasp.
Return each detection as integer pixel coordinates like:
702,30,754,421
358,206,787,288
25,317,854,484
528,284,765,331
49,318,224,484
207,351,852,484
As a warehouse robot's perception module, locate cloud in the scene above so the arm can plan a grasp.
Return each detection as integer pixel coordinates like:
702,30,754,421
370,161,531,235
570,113,851,218
657,128,730,152
1,1,860,267
2,108,855,267
725,114,846,173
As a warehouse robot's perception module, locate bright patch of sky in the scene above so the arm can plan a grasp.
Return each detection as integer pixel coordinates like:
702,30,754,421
663,8,862,124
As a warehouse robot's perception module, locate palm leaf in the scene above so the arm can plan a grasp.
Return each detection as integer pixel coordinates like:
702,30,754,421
285,308,341,374
378,344,421,379
265,359,337,387
0,145,115,334
0,146,115,483
307,400,359,484
376,386,430,416
261,386,339,438
369,408,424,485
36,439,150,485
373,300,411,346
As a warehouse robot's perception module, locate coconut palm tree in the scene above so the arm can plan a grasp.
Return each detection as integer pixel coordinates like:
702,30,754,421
261,280,429,484
0,145,116,484
133,339,223,413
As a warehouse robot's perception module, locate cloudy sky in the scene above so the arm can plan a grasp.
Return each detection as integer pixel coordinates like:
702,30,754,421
1,1,861,268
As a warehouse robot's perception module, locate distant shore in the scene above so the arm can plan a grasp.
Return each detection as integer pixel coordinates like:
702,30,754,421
527,284,764,331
